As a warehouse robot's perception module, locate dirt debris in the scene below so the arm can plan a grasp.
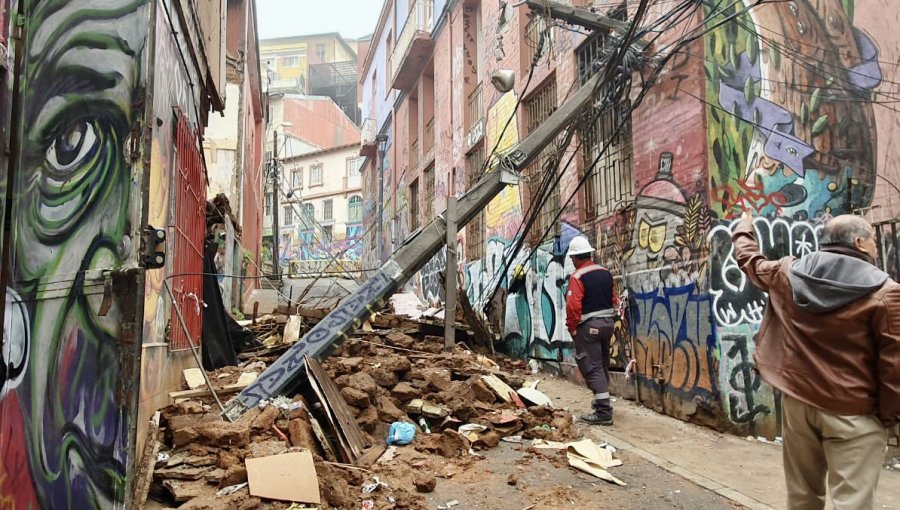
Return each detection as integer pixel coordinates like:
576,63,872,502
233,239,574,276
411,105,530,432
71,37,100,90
148,309,590,510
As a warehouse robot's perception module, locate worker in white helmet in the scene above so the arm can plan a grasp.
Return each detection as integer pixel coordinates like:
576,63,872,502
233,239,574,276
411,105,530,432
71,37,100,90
565,235,619,425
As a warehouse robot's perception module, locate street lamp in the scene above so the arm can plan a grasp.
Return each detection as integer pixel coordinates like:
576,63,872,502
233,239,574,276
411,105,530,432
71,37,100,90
269,121,293,278
490,69,515,93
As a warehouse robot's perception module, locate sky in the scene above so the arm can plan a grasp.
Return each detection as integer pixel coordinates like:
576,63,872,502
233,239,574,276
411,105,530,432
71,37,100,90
257,0,385,40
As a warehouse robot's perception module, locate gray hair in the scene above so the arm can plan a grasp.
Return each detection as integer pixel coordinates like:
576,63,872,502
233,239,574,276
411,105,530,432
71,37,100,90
820,215,873,246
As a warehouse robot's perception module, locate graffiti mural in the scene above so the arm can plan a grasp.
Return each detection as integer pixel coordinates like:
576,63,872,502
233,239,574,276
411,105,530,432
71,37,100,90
700,0,884,435
709,216,823,327
630,282,717,399
280,225,364,275
705,0,882,221
0,0,150,507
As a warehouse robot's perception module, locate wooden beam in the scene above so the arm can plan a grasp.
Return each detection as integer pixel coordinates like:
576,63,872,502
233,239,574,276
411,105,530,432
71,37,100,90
168,382,251,402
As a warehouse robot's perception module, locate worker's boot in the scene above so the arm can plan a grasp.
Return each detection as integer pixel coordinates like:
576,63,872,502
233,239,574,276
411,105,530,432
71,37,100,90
579,398,613,426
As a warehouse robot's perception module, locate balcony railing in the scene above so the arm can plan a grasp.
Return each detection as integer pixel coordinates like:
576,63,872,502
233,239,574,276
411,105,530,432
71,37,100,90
411,139,419,168
466,82,483,130
391,0,434,88
424,117,434,152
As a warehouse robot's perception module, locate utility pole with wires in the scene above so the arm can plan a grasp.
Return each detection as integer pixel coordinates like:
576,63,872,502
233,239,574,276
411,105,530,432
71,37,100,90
224,0,655,419
271,129,281,279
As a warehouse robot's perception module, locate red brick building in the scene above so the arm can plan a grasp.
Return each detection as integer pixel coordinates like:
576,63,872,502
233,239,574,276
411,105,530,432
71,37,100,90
360,0,900,438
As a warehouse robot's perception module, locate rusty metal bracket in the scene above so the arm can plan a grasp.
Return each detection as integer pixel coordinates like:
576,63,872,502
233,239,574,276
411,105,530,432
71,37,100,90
98,274,113,317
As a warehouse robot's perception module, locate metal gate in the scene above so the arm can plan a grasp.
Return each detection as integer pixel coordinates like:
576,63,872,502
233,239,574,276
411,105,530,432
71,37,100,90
170,109,207,351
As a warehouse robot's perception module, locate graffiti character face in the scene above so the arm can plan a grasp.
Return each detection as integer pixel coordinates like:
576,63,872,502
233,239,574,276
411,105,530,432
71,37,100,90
637,217,667,257
4,0,148,507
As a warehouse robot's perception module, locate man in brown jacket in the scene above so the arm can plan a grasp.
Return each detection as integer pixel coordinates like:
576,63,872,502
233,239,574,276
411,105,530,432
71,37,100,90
732,213,899,510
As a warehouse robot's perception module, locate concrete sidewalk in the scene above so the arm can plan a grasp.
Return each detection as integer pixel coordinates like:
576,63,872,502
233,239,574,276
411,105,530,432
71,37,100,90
538,377,900,510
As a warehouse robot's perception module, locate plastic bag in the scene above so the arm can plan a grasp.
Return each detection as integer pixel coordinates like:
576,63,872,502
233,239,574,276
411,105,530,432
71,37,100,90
386,421,416,446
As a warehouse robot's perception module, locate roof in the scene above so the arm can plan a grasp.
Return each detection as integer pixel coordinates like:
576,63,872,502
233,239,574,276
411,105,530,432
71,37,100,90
282,142,360,161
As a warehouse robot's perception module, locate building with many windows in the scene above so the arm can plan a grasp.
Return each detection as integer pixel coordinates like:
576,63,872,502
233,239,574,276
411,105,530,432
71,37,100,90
261,33,364,123
359,0,900,439
265,143,365,275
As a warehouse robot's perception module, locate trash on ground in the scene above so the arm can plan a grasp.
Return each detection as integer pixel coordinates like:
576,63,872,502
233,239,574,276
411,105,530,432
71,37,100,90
386,422,417,446
246,451,320,504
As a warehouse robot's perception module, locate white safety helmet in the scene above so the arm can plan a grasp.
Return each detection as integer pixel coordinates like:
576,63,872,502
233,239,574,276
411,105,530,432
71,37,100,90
567,236,594,257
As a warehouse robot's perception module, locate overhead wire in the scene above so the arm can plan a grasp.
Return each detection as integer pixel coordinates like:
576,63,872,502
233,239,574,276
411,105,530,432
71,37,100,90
479,0,775,305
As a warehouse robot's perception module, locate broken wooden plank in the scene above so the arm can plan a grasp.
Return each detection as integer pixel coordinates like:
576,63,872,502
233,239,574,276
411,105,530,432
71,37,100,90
481,374,516,403
305,356,369,462
457,285,493,349
168,381,252,402
132,416,162,509
355,443,388,468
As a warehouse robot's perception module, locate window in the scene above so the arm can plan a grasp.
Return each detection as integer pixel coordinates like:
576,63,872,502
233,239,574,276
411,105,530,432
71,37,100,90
323,199,333,221
581,100,634,220
282,205,294,226
347,157,363,178
316,43,326,61
524,78,560,244
524,14,554,67
322,225,333,243
282,55,300,67
292,168,303,188
310,163,324,186
577,34,634,219
301,203,315,228
409,179,420,231
265,193,272,215
423,164,435,220
466,144,486,261
348,195,362,223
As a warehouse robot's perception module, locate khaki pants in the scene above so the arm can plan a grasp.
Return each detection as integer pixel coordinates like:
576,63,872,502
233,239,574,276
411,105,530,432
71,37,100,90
782,393,888,510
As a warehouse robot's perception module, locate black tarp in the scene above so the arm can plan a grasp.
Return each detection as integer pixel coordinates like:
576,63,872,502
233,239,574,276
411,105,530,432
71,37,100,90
201,239,238,370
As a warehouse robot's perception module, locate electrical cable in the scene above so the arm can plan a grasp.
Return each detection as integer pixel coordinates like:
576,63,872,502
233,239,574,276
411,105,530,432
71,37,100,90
480,0,774,305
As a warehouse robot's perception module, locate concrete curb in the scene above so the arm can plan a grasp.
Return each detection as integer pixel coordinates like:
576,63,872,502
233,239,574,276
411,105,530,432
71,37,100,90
594,431,776,510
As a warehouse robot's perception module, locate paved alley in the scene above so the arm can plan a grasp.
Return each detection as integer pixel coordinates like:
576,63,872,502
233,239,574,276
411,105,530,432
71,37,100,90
540,377,900,510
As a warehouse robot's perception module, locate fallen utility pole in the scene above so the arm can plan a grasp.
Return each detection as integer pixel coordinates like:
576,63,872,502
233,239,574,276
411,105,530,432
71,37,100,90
523,0,649,50
444,197,458,350
223,69,607,420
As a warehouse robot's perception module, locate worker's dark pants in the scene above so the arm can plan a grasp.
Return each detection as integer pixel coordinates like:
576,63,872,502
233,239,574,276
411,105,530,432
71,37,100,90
573,317,614,418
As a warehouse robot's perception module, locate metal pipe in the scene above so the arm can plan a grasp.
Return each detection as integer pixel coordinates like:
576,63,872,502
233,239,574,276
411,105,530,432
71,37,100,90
163,280,227,415
376,143,386,263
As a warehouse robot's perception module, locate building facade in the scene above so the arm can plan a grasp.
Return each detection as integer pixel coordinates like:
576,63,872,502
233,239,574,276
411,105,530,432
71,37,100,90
261,33,363,124
204,0,266,310
265,143,365,275
0,0,232,507
360,0,900,438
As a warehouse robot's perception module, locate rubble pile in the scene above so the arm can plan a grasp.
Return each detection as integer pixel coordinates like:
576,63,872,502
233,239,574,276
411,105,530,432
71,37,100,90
323,332,579,447
144,316,583,510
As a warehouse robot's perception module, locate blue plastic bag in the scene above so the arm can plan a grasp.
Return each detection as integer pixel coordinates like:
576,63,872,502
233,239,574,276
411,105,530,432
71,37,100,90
386,421,416,446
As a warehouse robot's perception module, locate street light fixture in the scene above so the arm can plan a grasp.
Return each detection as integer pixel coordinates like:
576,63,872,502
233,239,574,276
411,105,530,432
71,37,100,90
490,69,515,93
